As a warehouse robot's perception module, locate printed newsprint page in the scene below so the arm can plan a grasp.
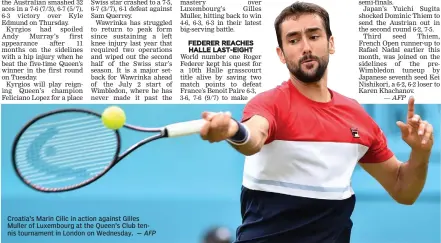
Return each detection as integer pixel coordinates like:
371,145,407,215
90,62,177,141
1,0,440,243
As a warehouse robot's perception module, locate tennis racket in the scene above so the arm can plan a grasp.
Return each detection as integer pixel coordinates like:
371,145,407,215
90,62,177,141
12,108,206,193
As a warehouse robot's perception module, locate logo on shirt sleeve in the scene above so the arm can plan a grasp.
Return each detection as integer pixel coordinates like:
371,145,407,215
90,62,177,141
350,128,360,138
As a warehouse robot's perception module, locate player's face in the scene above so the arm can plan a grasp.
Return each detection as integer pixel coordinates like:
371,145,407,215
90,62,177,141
277,14,335,83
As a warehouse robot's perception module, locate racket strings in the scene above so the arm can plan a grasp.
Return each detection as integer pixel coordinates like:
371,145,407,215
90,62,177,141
14,112,119,191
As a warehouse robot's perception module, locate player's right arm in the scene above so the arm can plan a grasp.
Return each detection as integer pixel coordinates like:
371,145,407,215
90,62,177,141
200,91,277,156
231,115,270,155
200,112,270,156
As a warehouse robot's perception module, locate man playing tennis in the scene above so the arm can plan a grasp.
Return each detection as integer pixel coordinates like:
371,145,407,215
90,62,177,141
200,2,434,243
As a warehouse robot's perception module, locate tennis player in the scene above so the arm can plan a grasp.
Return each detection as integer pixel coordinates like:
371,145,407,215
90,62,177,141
200,2,434,243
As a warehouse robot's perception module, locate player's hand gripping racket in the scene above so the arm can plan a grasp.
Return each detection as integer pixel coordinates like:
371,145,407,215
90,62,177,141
12,108,206,193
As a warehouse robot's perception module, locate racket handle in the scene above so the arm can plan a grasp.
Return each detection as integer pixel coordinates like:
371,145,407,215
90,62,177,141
165,119,206,137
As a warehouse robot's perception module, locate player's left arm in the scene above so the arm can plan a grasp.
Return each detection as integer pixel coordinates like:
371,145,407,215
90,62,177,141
359,97,434,205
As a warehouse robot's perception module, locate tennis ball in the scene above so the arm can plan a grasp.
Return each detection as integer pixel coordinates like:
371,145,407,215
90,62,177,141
101,106,126,130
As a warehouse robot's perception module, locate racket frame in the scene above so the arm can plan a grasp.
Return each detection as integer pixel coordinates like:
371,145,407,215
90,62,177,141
12,108,201,193
12,108,123,192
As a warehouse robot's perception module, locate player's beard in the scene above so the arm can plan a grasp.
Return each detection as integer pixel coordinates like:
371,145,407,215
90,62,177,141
286,53,329,83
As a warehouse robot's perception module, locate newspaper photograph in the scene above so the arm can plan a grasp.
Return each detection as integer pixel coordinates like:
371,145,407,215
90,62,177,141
1,0,440,242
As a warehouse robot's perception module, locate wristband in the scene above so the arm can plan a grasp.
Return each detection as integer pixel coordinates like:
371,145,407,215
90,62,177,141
227,119,250,145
